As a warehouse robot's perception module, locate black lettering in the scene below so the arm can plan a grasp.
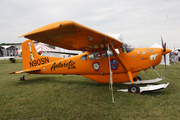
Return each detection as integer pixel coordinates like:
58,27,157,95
50,62,56,71
41,58,45,64
37,59,41,65
29,57,49,67
58,62,61,68
68,60,76,69
45,57,49,63
29,62,33,67
33,60,37,66
50,60,76,71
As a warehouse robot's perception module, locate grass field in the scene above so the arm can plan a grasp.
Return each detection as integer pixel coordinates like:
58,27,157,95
0,60,180,119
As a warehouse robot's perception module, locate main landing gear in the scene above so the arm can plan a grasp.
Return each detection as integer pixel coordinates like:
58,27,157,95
118,68,169,93
127,76,141,93
118,76,169,93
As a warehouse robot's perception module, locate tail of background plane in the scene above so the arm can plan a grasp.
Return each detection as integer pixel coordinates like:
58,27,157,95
22,40,62,69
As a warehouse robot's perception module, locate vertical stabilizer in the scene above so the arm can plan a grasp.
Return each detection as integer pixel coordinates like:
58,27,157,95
22,40,62,69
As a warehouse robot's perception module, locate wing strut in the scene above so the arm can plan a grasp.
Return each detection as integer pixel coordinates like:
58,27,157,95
108,41,134,84
108,44,114,103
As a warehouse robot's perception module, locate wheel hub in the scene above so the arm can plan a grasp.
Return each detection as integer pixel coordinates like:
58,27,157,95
131,87,137,93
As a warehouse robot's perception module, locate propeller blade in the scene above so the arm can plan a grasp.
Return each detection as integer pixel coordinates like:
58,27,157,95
163,42,166,52
164,55,167,72
161,36,164,48
161,36,167,71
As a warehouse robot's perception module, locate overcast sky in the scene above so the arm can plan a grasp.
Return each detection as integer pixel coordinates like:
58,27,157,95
0,0,180,49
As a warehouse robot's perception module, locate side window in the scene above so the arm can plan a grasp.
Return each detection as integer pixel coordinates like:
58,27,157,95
89,52,100,60
81,55,88,60
115,48,120,54
102,50,108,58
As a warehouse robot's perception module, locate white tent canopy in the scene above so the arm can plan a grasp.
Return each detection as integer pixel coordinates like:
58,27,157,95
35,43,59,52
17,43,59,54
151,43,162,48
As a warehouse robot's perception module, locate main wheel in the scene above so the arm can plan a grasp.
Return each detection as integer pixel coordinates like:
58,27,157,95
133,76,142,81
128,84,140,93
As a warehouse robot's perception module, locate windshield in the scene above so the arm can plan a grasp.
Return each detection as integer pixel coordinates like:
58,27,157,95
120,43,134,53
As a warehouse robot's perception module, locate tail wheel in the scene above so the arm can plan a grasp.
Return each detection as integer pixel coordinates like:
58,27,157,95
133,76,142,81
128,84,140,93
20,76,25,81
19,75,28,81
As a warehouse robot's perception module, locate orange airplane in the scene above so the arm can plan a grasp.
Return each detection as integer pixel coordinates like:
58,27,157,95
9,20,171,94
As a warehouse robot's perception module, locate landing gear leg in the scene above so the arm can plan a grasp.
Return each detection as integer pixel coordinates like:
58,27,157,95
127,71,140,93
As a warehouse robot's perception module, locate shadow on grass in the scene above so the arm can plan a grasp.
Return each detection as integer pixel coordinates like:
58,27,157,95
14,76,111,87
14,75,170,96
140,90,169,96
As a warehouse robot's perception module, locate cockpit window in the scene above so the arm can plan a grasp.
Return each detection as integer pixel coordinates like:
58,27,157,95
120,43,134,53
89,52,100,60
81,55,88,60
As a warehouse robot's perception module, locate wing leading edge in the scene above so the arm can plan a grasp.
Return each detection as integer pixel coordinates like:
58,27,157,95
19,21,123,51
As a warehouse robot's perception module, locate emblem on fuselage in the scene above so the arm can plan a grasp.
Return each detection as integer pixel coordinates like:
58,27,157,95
93,62,100,71
142,51,146,54
110,59,119,70
146,49,157,53
150,54,158,60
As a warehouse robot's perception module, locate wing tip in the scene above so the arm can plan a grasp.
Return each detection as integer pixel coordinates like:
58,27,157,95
18,20,76,38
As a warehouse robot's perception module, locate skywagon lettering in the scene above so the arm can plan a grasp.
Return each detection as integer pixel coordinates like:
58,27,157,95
29,57,49,67
50,60,76,71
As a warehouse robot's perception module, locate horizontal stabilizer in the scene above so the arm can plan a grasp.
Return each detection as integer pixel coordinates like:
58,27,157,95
8,68,41,74
123,78,165,85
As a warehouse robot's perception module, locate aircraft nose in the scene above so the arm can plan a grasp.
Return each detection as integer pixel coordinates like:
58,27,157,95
162,48,172,55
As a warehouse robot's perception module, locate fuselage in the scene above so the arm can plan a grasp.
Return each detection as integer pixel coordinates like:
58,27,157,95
30,46,169,83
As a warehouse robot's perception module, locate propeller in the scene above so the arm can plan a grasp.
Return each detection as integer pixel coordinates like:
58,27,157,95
161,36,167,71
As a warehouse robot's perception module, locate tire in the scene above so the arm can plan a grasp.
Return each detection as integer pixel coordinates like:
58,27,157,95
128,84,140,93
133,76,142,81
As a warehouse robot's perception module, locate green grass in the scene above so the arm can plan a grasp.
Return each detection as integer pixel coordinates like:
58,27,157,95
0,60,180,119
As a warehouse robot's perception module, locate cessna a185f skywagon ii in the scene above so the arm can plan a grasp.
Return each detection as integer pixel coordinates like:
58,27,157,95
10,20,171,95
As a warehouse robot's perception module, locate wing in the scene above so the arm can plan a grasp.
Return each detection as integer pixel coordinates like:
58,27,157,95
19,21,123,51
